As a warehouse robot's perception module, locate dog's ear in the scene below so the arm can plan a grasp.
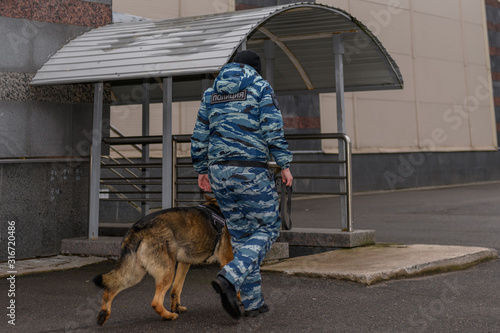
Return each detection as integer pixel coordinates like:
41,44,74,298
203,193,214,201
202,193,219,207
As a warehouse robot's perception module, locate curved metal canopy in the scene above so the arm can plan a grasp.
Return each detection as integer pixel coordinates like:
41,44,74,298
32,2,403,102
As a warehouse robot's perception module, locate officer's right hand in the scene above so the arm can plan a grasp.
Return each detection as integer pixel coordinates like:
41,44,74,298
281,168,293,187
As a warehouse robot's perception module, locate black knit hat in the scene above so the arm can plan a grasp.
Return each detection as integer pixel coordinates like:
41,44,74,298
233,50,262,74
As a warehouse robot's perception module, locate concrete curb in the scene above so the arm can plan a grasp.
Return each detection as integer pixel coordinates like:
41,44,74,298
261,244,499,285
60,237,289,261
0,255,108,278
278,228,376,248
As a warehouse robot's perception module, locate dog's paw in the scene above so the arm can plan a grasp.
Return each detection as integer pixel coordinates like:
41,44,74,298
171,304,188,314
161,312,179,321
97,310,109,326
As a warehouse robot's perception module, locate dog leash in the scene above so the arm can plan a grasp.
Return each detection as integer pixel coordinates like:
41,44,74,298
278,181,293,230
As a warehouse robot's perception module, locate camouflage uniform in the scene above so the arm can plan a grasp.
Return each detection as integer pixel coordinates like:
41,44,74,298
191,62,292,311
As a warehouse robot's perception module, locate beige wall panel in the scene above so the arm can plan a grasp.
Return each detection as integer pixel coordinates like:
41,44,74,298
464,64,496,149
144,103,194,137
469,105,497,149
465,65,495,108
180,0,233,17
462,22,488,66
112,0,496,154
357,54,415,102
109,102,198,158
109,105,143,157
412,12,464,62
316,1,411,14
113,0,179,19
114,0,233,19
349,1,411,55
171,102,200,156
149,102,199,157
412,0,461,20
352,0,410,10
461,0,485,25
317,0,350,10
417,102,471,150
355,99,417,151
414,58,467,104
319,93,355,152
111,106,142,137
149,104,163,136
177,101,201,135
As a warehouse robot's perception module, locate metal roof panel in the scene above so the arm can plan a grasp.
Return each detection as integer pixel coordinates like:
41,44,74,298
32,2,403,100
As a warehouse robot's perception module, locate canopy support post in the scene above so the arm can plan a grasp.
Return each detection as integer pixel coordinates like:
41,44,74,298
89,82,103,239
333,34,352,232
162,77,173,209
142,79,150,216
264,39,275,86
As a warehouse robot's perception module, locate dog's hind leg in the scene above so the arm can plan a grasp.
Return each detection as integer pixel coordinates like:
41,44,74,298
97,289,118,326
170,262,191,314
96,257,146,326
147,252,179,320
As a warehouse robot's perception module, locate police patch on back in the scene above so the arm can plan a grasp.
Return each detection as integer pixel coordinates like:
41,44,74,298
211,90,248,104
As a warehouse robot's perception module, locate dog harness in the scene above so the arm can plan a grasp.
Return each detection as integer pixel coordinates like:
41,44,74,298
198,204,226,249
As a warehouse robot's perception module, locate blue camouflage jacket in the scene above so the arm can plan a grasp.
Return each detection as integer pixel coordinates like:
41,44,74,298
191,62,292,174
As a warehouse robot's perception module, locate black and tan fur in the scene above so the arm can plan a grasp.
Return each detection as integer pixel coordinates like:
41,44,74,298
93,195,233,326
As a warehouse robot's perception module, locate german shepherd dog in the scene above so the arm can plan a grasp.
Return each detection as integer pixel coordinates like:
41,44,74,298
93,195,233,326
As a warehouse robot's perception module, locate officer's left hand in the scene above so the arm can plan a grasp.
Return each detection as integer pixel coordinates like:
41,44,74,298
198,174,212,192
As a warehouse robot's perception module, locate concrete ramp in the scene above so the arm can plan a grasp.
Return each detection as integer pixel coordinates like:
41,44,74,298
262,244,498,285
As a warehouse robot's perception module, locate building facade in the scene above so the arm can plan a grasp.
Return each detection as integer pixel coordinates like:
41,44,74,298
1,0,499,259
111,0,500,192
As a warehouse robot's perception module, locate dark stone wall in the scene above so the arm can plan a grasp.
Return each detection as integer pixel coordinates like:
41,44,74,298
0,0,111,259
0,162,90,261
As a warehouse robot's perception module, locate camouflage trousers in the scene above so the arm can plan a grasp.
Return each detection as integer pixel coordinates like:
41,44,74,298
209,164,281,311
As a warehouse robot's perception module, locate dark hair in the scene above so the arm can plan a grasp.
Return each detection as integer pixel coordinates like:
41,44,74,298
233,50,262,74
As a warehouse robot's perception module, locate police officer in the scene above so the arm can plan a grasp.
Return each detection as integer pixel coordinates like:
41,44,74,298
191,50,293,319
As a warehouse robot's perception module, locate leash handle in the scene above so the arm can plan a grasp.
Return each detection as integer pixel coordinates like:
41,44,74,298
279,179,292,230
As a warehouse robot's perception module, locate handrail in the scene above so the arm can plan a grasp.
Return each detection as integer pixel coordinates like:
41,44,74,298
109,125,143,153
171,132,353,232
99,132,353,232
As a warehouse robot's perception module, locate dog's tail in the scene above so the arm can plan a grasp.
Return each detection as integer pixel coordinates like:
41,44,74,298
93,230,143,290
93,273,105,288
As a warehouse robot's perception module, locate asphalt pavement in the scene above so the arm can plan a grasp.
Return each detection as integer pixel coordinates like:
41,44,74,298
1,182,499,332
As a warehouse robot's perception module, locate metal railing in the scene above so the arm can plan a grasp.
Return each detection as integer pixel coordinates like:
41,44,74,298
100,126,163,215
285,133,352,231
98,132,353,231
171,133,353,232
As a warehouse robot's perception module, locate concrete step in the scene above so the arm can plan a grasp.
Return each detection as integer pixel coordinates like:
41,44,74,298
63,226,374,263
61,237,289,262
99,224,376,249
278,228,376,248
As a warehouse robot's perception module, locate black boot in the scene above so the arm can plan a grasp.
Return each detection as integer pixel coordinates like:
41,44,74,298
244,303,269,317
211,275,241,319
